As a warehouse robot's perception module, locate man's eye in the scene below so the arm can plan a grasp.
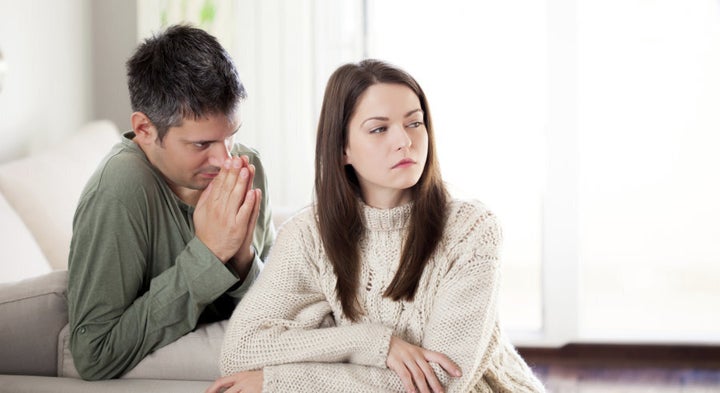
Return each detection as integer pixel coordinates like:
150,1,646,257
193,142,209,148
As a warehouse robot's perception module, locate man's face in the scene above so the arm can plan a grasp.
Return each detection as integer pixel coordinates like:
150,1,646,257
141,113,241,203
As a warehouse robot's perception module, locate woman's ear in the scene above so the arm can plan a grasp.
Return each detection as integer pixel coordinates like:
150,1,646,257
131,112,157,144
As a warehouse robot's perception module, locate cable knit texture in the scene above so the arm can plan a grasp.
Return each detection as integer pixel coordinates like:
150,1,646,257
220,199,545,392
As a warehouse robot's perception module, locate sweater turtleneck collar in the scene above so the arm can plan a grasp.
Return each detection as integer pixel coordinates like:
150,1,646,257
360,200,413,232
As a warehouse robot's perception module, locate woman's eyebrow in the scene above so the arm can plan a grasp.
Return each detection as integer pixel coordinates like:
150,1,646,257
361,109,423,126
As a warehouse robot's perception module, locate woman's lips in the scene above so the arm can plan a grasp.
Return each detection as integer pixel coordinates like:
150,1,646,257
392,158,416,169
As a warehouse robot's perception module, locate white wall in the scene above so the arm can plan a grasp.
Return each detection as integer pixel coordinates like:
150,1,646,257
0,0,135,163
0,0,91,161
91,1,136,133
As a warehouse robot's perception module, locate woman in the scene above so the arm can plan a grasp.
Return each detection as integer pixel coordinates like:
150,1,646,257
207,60,545,393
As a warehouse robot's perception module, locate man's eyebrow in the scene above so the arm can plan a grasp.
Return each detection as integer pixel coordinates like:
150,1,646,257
184,123,243,144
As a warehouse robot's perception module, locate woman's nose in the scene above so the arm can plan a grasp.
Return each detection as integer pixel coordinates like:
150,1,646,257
393,125,412,150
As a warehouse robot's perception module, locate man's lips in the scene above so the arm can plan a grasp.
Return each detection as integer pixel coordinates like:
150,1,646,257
392,158,416,169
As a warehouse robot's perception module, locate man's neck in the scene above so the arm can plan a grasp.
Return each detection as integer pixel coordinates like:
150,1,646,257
170,185,202,207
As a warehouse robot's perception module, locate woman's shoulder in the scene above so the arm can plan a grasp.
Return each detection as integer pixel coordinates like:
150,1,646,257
446,198,498,227
443,198,502,251
274,205,320,239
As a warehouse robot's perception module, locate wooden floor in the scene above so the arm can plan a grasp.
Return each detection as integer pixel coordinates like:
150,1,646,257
519,344,720,392
531,365,720,392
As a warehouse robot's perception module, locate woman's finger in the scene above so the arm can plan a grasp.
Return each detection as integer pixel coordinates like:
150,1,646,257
416,356,444,393
204,375,235,393
388,359,417,393
425,350,462,378
406,358,431,393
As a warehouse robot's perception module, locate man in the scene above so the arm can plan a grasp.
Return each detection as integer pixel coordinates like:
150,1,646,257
67,24,274,380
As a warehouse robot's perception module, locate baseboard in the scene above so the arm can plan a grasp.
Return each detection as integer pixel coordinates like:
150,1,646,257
517,343,720,369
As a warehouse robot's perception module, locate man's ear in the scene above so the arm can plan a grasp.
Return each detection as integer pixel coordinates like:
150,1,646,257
131,112,157,144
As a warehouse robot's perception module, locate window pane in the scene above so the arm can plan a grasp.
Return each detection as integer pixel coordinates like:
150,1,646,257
578,0,720,341
367,0,547,332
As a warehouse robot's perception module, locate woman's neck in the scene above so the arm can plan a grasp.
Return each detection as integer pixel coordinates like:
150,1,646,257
361,189,412,209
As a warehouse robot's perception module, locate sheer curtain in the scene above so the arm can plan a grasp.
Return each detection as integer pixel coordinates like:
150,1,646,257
230,0,364,213
138,0,365,212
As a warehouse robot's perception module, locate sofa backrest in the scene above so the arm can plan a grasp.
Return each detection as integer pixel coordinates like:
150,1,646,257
0,121,121,274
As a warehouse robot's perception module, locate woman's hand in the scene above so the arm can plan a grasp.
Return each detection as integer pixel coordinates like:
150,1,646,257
386,336,462,393
205,370,263,393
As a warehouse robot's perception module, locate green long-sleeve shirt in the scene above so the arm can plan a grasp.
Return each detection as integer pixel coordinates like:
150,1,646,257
67,132,275,380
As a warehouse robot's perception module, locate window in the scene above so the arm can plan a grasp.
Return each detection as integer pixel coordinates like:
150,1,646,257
577,0,720,343
144,0,720,346
365,0,547,334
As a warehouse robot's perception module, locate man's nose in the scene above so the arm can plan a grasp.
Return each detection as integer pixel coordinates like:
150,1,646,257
208,142,232,167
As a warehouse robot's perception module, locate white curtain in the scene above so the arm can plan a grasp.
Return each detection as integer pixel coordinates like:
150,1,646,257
137,0,365,212
231,0,364,212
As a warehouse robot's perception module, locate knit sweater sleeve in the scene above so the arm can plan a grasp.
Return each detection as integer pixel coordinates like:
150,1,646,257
419,201,504,391
219,211,394,376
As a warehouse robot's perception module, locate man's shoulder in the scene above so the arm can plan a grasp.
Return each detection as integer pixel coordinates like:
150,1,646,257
232,143,261,159
232,144,269,187
80,142,159,202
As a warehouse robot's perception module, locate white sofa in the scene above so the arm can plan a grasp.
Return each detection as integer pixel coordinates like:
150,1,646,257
0,121,290,392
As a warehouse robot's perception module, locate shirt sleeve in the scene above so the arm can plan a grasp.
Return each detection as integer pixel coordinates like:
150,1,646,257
219,215,394,376
67,189,238,380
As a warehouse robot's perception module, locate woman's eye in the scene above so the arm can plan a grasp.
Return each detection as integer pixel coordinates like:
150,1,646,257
407,121,423,128
369,127,387,134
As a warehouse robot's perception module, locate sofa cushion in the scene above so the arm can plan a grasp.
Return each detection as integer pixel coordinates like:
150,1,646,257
0,120,120,270
0,270,68,376
0,191,51,283
59,320,226,381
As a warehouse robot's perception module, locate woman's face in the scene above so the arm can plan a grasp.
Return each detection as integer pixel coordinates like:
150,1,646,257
344,83,428,208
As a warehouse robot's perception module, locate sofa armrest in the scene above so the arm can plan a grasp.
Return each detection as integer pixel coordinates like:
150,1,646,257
0,375,211,393
0,271,68,376
59,320,226,381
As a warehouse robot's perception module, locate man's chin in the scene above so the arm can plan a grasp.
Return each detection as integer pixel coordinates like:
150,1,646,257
194,173,218,189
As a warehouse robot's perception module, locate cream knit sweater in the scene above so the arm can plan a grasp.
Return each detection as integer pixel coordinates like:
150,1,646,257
220,199,545,392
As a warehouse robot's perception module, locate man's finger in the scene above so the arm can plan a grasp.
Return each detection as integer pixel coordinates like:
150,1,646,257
247,189,261,232
221,157,244,207
209,160,229,202
235,189,256,226
227,165,250,214
196,182,214,210
247,163,256,187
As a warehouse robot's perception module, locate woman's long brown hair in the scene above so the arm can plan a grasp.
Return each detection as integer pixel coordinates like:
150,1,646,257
315,59,448,321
